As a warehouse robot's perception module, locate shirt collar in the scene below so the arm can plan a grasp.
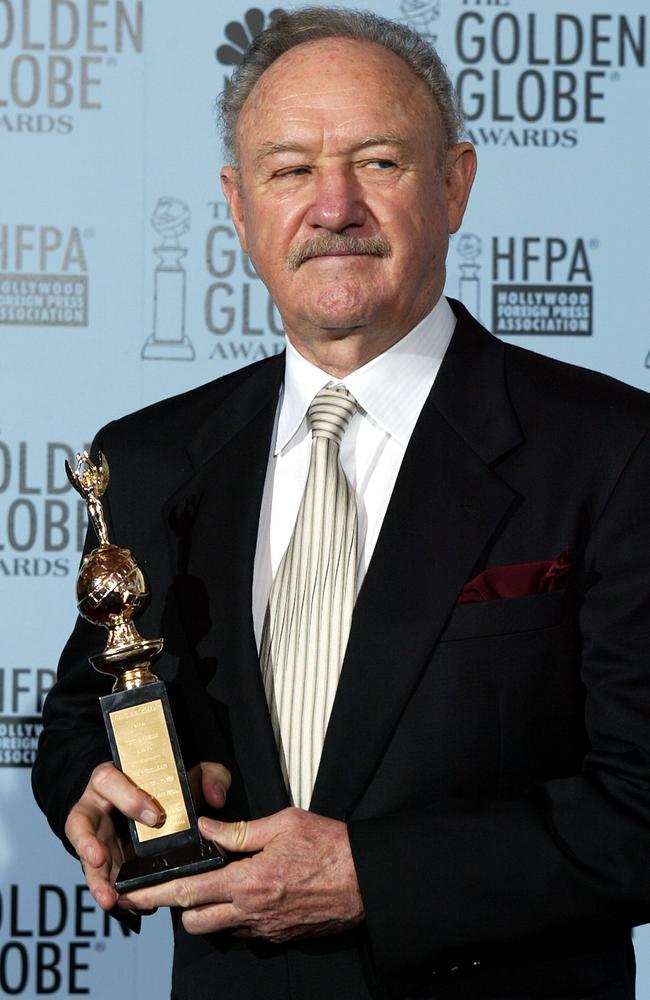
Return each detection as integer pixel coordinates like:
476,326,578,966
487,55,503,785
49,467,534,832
275,296,457,455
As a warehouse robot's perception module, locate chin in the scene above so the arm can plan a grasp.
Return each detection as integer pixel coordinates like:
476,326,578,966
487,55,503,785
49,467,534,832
310,282,376,326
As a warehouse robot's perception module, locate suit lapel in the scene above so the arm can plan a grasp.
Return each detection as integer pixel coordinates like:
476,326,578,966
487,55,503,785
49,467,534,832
311,307,524,818
162,355,290,817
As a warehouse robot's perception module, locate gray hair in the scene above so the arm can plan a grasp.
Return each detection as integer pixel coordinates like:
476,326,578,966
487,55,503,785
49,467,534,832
217,6,464,166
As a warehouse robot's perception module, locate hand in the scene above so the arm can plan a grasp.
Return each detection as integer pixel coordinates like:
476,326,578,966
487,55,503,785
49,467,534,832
65,760,231,913
64,760,164,912
120,807,365,942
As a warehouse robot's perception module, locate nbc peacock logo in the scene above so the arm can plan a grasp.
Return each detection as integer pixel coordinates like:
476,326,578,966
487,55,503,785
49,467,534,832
215,8,285,67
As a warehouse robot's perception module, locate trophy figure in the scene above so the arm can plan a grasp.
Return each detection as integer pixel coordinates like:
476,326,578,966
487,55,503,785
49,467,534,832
141,197,195,360
457,233,482,321
66,451,225,892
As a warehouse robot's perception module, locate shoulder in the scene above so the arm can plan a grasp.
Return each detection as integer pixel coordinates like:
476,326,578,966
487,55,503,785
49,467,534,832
450,298,650,436
504,339,650,417
102,353,284,447
87,354,284,500
502,340,650,447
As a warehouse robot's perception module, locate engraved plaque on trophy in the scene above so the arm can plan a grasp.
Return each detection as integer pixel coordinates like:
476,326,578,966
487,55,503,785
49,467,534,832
66,451,226,893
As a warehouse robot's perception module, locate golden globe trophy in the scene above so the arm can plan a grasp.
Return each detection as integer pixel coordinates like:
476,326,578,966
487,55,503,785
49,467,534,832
66,450,226,893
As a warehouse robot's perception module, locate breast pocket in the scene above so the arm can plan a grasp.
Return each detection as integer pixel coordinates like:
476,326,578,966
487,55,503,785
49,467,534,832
439,588,570,642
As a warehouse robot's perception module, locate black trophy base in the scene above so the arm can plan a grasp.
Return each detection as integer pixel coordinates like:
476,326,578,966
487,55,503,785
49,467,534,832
115,836,227,894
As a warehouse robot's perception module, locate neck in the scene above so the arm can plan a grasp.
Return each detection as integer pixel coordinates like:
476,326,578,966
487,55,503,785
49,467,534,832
284,327,405,378
284,299,442,378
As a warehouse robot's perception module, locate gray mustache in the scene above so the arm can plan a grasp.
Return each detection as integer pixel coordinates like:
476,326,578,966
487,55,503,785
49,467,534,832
287,234,392,270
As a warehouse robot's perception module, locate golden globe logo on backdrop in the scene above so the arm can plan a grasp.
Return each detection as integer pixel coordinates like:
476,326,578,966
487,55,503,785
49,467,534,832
453,3,646,148
0,0,143,135
204,201,284,365
399,0,440,43
138,8,288,368
139,196,284,365
0,438,89,578
399,0,647,149
0,883,132,996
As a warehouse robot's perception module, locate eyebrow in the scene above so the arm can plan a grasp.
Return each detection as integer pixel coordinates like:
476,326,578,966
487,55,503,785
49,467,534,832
254,131,407,165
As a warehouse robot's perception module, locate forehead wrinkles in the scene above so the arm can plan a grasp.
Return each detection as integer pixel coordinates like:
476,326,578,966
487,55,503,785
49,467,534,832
238,38,435,137
273,86,385,113
239,85,433,165
256,89,408,145
243,84,407,132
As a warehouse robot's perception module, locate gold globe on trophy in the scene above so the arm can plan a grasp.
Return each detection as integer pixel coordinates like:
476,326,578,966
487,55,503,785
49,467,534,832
67,452,162,685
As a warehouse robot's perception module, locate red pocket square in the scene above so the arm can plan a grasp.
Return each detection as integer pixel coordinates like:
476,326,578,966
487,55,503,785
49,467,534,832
457,550,571,605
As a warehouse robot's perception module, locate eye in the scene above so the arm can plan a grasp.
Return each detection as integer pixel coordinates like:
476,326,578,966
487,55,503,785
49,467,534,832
276,165,312,178
368,159,397,170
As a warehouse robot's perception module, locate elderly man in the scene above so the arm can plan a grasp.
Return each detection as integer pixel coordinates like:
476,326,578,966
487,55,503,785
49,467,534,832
34,7,650,999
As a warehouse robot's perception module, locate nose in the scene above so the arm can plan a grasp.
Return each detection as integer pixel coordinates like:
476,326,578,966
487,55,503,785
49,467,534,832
304,166,367,232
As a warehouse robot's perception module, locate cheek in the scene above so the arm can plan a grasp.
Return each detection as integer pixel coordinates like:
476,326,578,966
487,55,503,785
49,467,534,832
244,200,304,259
389,222,440,272
377,188,447,248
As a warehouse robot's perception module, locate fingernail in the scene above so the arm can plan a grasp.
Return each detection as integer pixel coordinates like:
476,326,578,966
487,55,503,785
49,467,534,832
199,816,222,834
141,809,159,826
85,846,97,865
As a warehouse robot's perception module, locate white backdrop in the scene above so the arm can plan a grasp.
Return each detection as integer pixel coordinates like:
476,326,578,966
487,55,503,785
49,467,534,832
1,1,649,995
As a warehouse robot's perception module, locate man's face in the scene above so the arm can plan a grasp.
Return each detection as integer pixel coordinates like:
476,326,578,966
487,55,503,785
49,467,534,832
222,38,475,350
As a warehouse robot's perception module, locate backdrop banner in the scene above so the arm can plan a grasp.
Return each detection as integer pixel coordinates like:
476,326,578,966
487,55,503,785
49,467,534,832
2,1,649,996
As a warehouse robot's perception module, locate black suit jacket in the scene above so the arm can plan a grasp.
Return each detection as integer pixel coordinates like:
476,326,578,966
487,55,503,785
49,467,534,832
34,302,650,999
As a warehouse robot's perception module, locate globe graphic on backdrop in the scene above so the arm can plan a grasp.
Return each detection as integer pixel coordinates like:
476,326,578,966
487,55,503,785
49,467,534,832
458,233,482,262
151,197,191,242
400,0,440,33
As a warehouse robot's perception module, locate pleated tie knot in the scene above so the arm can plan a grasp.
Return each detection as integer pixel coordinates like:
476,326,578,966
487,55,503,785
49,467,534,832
308,385,357,446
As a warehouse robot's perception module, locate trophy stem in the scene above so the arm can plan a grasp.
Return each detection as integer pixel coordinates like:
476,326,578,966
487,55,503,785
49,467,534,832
89,636,165,682
113,666,159,693
106,620,148,651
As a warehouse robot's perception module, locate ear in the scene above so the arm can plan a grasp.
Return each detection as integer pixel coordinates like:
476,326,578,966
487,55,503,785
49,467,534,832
220,166,248,251
445,142,477,235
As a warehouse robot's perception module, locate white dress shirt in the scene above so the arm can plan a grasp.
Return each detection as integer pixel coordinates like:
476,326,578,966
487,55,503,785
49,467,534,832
252,295,457,648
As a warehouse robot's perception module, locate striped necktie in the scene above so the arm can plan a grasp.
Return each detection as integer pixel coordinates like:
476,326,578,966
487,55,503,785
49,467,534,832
260,384,358,809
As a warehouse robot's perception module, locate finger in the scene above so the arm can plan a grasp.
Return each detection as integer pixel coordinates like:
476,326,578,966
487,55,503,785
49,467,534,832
65,807,106,865
65,801,116,868
85,869,119,911
116,898,158,917
89,763,165,826
80,854,120,912
199,814,279,854
65,791,160,871
200,761,232,808
120,868,233,912
72,826,108,868
181,901,245,936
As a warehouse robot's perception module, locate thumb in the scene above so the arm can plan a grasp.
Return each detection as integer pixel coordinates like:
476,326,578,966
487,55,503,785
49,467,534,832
199,814,278,854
